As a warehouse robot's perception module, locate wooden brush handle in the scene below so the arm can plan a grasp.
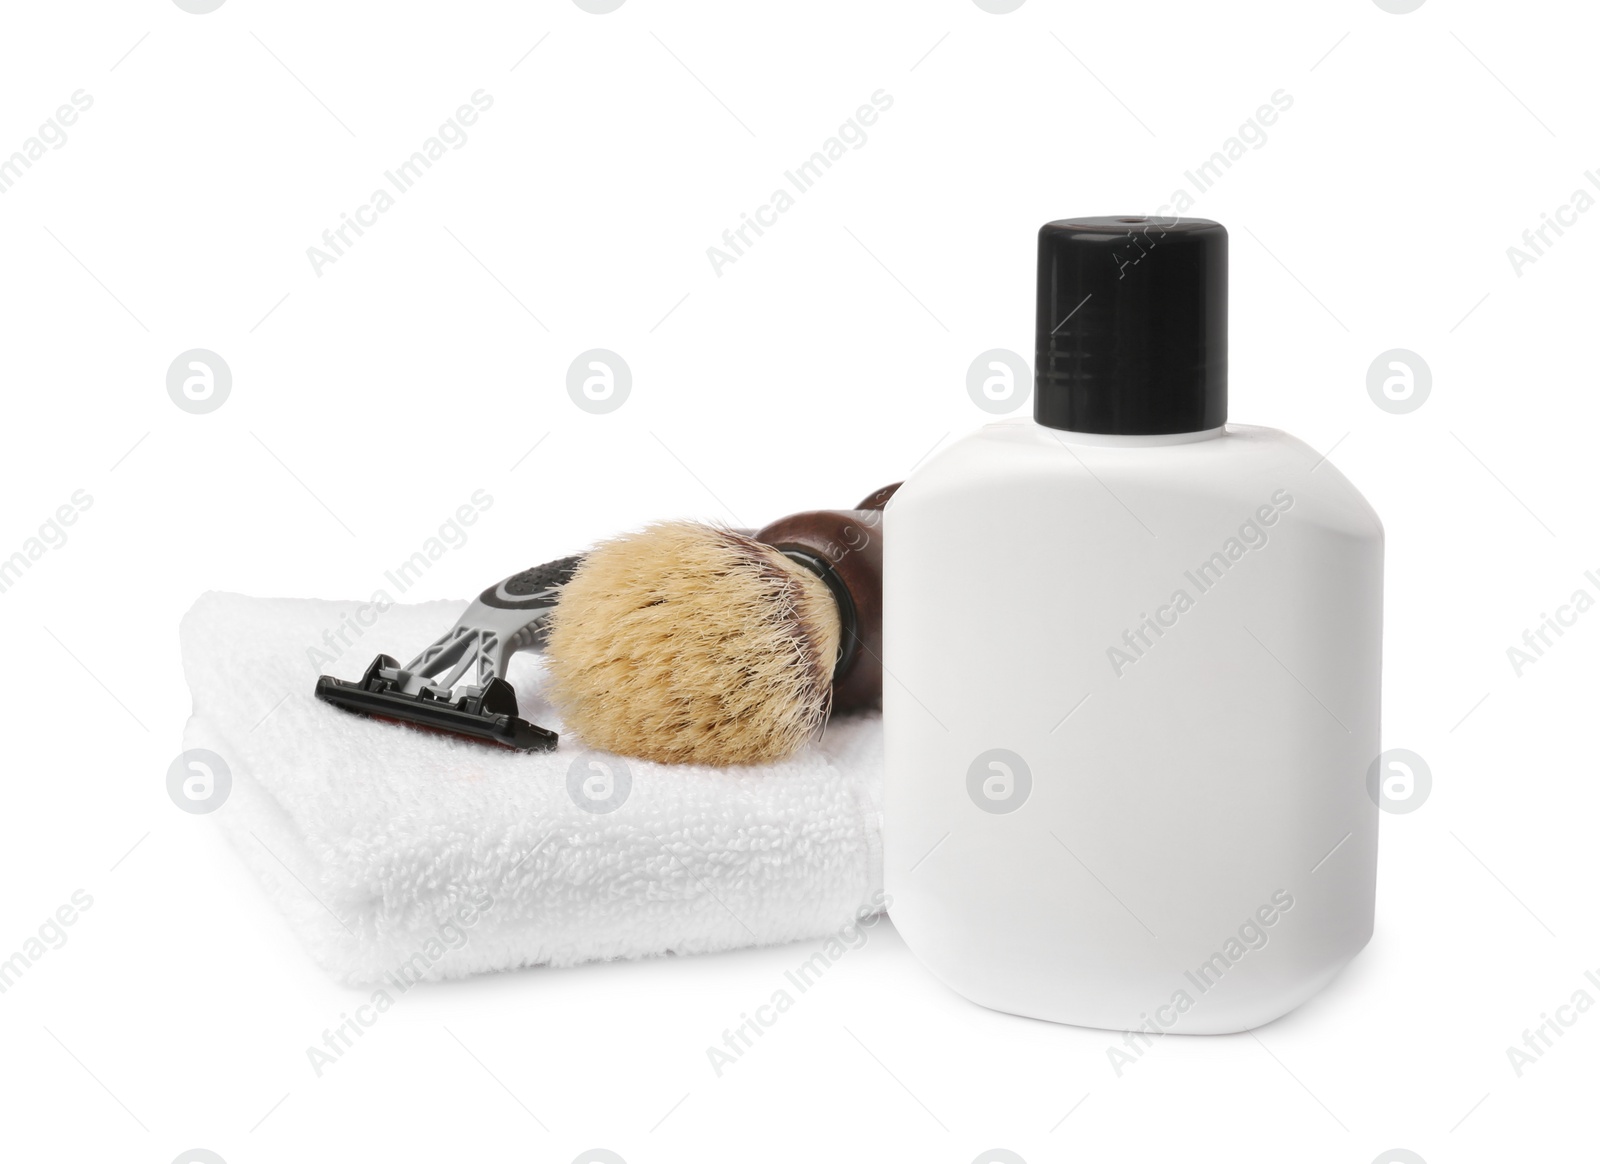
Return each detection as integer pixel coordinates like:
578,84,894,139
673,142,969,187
855,482,901,512
755,482,899,713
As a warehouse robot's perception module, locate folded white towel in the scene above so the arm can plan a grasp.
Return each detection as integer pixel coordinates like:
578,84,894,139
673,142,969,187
179,592,885,984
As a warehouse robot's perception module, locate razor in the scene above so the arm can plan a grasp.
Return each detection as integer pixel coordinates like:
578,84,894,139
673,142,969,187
314,555,582,750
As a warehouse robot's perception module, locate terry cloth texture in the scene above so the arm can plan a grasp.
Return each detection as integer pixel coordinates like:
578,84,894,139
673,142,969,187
179,592,885,985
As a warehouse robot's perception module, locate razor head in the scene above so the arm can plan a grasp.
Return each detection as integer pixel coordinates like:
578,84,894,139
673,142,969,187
315,654,558,752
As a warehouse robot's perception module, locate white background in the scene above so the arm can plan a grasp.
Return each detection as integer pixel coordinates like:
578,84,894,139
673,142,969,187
1,1,1595,1161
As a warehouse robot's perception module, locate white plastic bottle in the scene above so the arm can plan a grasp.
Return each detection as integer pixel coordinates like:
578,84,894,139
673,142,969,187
883,217,1383,1034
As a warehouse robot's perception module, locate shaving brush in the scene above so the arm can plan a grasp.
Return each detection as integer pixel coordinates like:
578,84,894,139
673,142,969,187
544,484,896,766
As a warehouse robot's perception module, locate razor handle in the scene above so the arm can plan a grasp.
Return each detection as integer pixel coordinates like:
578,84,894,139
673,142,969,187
313,555,582,751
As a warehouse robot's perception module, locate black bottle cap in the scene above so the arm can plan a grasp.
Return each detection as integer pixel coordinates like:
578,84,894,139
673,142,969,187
1034,216,1227,435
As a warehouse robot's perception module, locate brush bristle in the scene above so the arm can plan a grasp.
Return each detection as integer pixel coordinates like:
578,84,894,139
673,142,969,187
544,522,842,766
